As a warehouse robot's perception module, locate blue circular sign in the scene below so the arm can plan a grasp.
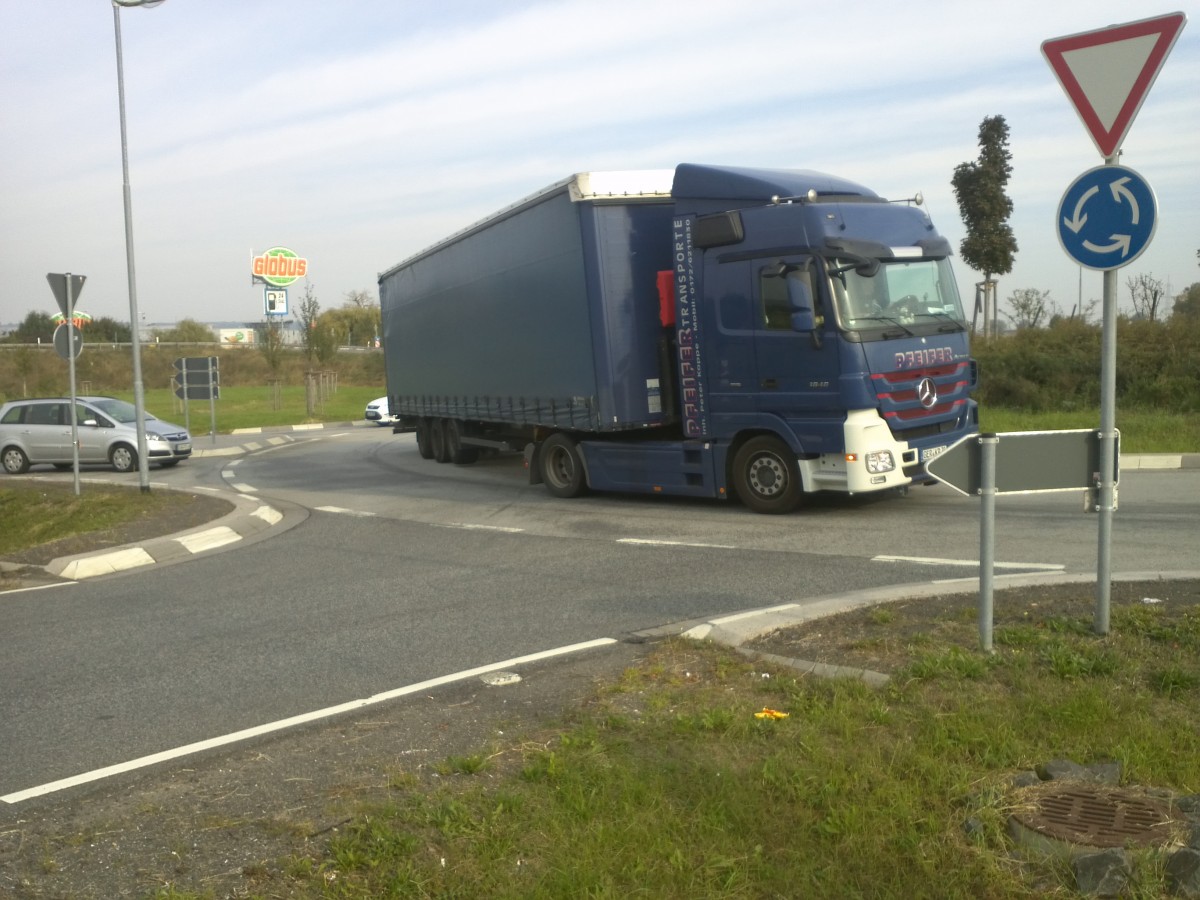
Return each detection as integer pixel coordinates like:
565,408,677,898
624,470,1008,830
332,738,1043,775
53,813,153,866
1057,165,1156,271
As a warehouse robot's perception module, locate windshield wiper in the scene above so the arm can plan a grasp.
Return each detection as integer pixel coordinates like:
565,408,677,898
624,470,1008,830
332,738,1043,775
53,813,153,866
925,312,966,333
850,315,914,337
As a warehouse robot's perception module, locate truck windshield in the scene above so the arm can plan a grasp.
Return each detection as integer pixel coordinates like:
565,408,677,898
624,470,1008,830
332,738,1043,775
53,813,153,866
828,257,966,331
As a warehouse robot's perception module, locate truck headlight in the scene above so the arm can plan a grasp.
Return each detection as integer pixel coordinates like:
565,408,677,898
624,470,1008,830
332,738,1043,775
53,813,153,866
865,450,895,474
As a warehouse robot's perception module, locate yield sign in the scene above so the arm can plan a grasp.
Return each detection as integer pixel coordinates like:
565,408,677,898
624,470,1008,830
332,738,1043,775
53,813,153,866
1042,11,1186,158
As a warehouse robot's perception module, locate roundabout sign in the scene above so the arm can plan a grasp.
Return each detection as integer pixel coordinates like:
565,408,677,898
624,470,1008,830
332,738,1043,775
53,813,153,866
1057,164,1156,271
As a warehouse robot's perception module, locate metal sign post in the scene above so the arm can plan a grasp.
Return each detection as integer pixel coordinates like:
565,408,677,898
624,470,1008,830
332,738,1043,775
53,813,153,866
927,429,1117,651
1043,11,1185,635
47,273,87,495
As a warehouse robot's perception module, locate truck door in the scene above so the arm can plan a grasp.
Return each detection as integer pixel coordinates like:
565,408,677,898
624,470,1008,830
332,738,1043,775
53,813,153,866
753,259,844,453
703,257,759,418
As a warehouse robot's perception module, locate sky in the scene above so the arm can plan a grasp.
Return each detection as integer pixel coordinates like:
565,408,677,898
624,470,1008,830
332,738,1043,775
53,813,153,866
1,0,1197,330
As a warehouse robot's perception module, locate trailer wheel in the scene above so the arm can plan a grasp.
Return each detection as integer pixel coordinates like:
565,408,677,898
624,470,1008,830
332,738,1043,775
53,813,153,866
539,433,587,498
444,419,479,465
430,419,451,463
732,435,802,514
415,419,435,460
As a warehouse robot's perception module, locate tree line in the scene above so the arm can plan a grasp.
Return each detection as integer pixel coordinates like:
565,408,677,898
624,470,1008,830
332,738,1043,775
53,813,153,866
2,287,381,348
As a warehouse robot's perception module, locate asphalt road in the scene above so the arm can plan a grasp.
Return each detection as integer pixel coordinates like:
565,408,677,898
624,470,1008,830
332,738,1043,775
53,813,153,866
3,426,1198,801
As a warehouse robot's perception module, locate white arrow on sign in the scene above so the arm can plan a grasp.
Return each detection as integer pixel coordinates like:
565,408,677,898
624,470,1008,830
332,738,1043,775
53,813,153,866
1042,12,1186,158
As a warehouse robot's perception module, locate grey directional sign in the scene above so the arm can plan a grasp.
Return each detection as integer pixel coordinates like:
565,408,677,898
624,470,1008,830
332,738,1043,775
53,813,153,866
53,323,84,361
926,429,1117,496
46,273,86,317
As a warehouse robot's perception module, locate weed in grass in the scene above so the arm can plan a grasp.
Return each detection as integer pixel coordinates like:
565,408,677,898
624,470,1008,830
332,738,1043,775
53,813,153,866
867,607,895,626
904,646,994,680
1148,664,1200,697
1041,641,1120,679
434,753,488,776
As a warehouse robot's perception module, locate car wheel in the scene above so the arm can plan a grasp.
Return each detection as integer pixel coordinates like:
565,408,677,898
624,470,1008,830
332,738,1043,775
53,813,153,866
539,433,587,498
732,435,802,514
110,444,137,474
2,446,30,475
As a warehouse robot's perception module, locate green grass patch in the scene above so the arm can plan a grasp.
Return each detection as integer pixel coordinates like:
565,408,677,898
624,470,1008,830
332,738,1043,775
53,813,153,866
243,595,1200,899
978,406,1198,454
103,384,385,434
0,481,199,555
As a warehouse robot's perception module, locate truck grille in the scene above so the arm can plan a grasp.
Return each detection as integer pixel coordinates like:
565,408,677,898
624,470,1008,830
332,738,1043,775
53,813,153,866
871,362,972,441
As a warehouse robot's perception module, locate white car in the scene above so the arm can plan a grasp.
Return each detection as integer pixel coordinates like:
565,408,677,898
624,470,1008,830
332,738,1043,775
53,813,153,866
364,396,397,426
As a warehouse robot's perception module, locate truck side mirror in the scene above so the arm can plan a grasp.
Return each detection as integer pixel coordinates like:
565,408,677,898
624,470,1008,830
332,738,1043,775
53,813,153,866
786,275,816,331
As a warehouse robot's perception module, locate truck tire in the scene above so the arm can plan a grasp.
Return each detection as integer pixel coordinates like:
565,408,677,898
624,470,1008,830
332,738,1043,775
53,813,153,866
415,419,435,460
444,419,479,465
430,419,450,463
732,435,802,514
539,433,587,499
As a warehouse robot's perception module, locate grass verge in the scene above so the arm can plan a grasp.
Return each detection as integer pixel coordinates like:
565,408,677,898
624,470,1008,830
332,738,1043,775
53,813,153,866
146,585,1199,899
0,480,200,556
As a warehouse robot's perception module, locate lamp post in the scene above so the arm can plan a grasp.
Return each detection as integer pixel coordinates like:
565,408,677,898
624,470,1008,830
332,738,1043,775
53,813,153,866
112,0,164,493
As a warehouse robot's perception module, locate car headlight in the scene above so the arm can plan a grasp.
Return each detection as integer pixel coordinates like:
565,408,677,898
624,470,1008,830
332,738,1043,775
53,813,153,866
865,450,895,474
146,431,163,441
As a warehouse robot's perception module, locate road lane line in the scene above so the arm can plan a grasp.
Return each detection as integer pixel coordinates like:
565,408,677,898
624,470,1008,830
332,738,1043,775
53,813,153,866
1,638,618,805
433,523,524,533
618,538,737,550
316,506,377,517
873,555,1065,571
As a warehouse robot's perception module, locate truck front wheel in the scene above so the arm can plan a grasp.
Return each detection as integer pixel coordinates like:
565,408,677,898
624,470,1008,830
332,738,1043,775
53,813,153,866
539,433,587,498
732,436,802,514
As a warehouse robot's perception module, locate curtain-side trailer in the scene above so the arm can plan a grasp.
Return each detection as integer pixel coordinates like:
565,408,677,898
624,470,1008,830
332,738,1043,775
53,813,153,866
378,164,977,513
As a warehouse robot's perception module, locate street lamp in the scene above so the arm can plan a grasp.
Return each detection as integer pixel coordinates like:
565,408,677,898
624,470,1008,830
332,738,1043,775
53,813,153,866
112,0,165,492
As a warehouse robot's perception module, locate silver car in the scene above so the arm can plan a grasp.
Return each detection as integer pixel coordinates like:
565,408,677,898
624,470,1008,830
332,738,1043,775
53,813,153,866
0,396,192,474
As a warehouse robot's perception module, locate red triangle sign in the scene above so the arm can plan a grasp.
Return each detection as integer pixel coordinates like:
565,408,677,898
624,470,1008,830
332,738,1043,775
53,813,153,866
1042,11,1186,158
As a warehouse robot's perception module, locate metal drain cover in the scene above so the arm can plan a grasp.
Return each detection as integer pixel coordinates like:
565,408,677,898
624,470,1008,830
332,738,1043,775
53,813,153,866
1011,785,1177,851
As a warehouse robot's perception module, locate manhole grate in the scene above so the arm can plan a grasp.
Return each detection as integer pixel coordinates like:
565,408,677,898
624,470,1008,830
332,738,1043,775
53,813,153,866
1012,785,1177,849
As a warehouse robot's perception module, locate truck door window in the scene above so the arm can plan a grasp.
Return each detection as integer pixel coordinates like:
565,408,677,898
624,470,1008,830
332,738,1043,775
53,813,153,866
759,262,818,330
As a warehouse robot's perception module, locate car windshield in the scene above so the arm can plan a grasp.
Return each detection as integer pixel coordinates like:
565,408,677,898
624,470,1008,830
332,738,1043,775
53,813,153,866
828,257,966,329
88,398,141,423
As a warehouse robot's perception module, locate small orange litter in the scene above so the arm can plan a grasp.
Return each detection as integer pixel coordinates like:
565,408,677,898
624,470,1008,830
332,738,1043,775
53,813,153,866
754,707,789,720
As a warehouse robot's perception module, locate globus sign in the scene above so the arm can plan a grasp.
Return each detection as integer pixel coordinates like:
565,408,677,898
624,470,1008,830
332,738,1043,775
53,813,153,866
252,247,308,286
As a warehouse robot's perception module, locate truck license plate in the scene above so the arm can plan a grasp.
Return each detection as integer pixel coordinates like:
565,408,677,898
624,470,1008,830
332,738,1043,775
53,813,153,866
921,444,947,461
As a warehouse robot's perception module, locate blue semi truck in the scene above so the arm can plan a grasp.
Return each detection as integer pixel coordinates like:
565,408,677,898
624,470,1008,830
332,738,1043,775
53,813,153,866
378,163,977,514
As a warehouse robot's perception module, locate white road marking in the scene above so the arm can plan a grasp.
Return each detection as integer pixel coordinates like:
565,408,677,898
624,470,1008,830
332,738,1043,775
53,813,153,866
1,638,618,805
873,555,1065,571
618,538,737,550
176,527,241,554
58,547,156,580
433,523,524,533
229,483,257,493
252,505,283,525
316,506,377,517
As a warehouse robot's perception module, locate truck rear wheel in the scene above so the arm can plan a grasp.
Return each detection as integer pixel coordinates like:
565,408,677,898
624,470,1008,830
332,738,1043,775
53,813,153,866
430,419,450,463
732,435,802,514
415,419,435,459
444,419,479,465
539,433,587,498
